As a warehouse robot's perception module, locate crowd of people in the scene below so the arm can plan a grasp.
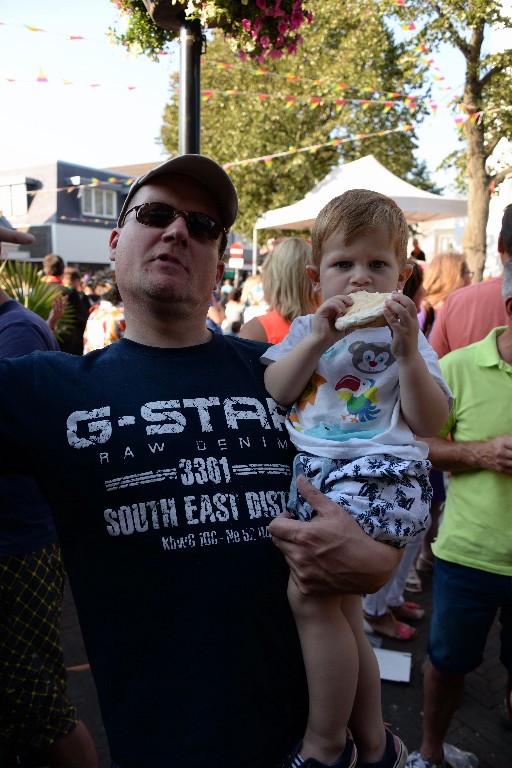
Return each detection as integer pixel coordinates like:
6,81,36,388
0,154,510,768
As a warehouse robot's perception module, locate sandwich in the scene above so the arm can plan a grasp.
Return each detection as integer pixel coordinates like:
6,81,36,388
334,290,391,332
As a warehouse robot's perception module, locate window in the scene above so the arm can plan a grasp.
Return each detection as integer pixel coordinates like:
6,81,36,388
0,183,28,217
82,187,117,219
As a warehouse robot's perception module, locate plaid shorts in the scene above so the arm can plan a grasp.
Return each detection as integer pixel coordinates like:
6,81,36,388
0,542,78,760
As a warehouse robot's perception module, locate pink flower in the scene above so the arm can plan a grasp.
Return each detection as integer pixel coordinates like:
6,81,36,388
241,18,251,31
238,50,247,61
277,20,288,34
287,42,297,55
253,17,264,34
268,48,283,58
259,35,270,48
256,0,266,9
273,0,285,15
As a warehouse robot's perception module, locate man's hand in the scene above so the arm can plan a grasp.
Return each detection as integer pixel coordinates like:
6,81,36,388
425,434,512,475
474,435,512,474
0,226,35,248
268,475,400,596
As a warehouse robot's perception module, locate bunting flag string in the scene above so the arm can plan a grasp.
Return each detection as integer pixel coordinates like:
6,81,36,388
222,124,415,170
0,20,450,104
2,69,434,114
3,64,501,130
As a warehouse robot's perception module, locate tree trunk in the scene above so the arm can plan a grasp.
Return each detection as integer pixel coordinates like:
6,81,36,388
463,115,490,282
461,23,490,283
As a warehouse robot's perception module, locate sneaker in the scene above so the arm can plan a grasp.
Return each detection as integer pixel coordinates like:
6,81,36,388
276,730,358,768
405,752,446,768
405,745,478,768
442,744,478,768
357,729,408,768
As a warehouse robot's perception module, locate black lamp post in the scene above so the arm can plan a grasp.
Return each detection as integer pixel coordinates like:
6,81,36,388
178,18,202,155
142,1,203,155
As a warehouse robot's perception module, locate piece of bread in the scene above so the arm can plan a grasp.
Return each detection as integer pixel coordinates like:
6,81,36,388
334,290,391,332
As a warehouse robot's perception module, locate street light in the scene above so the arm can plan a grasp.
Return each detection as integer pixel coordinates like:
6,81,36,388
141,1,204,155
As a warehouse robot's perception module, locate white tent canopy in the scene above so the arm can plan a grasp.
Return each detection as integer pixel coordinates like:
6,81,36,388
254,155,467,232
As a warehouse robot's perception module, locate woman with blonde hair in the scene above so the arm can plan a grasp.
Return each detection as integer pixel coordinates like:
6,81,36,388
239,237,321,344
419,252,472,338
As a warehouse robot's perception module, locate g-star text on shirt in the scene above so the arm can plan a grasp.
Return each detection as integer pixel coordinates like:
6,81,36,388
66,397,284,449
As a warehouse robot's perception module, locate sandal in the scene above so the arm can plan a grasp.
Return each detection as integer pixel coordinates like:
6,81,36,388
405,564,422,593
363,610,417,641
390,601,426,621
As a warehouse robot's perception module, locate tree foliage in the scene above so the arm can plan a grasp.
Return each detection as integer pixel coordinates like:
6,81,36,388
382,0,512,278
158,0,433,240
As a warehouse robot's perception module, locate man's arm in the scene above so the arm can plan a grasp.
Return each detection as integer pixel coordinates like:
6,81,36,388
268,475,401,595
424,434,512,475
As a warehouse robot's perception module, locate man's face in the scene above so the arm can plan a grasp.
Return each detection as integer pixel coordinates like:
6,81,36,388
110,173,225,315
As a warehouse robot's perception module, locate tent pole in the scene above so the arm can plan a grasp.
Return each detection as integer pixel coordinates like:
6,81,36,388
252,226,258,276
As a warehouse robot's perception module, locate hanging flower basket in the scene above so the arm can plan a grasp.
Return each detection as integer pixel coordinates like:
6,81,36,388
140,1,192,32
111,0,314,62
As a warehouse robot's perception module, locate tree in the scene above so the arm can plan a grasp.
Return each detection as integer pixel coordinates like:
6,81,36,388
157,0,433,239
383,0,512,280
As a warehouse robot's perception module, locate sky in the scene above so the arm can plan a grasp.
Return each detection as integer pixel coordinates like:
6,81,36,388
0,0,469,189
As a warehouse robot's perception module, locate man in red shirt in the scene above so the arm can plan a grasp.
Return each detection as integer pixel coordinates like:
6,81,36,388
429,205,511,358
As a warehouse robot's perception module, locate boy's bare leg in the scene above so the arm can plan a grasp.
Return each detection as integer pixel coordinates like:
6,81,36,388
288,578,358,763
346,598,388,763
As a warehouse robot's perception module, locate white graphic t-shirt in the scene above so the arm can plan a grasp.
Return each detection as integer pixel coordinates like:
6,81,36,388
262,315,452,462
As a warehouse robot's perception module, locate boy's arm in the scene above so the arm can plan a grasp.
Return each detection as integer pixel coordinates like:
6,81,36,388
383,293,450,436
398,352,450,436
264,295,353,406
264,334,330,406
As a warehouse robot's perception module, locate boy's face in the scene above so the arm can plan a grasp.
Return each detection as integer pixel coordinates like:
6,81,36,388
307,227,410,300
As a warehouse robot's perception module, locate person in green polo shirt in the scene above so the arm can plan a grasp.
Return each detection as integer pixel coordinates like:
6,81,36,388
406,259,512,768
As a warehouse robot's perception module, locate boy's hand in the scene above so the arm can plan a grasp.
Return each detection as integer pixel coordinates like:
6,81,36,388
383,292,419,359
310,295,353,348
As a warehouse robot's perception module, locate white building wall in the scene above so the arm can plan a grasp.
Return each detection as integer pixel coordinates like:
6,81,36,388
52,223,112,267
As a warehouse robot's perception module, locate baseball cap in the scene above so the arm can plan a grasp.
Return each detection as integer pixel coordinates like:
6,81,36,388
117,154,238,230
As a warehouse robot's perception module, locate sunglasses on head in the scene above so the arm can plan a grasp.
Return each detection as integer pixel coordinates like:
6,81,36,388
122,202,225,242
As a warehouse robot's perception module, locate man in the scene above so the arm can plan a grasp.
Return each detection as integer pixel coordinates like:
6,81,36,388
0,284,98,766
429,205,512,358
0,155,400,768
405,260,512,768
410,237,426,261
61,267,91,354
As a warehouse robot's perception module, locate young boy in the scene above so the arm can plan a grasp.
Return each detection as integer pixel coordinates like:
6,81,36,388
263,190,452,768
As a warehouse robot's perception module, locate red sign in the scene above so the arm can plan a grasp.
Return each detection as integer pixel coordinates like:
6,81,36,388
229,242,244,258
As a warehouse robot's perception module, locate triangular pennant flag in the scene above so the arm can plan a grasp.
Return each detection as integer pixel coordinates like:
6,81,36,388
310,97,321,108
26,25,44,32
285,95,296,109
257,93,269,101
37,69,48,82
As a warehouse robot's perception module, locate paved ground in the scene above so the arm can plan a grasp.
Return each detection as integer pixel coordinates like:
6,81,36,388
49,569,512,766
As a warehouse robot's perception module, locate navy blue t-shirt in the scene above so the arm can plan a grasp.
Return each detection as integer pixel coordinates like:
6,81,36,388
0,334,307,767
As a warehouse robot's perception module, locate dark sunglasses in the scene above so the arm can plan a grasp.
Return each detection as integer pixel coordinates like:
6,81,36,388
122,202,224,242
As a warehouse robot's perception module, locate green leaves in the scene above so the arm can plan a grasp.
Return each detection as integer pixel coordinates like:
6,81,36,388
0,261,76,340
